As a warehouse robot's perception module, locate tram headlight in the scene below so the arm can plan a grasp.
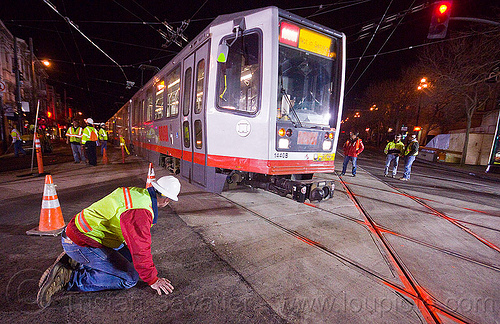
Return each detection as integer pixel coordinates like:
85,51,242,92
322,140,332,151
278,138,290,149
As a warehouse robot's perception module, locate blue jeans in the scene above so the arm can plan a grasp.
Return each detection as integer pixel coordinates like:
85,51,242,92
100,140,107,155
14,140,26,157
341,156,357,175
70,143,84,163
403,155,416,179
384,154,400,176
62,235,139,292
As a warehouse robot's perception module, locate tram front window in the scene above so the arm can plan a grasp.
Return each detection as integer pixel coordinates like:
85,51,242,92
278,46,335,128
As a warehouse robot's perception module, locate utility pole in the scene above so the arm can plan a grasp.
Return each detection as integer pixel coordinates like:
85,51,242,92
30,38,36,128
13,37,22,134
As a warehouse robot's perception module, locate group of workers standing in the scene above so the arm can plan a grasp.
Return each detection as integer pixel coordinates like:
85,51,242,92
340,131,419,181
66,118,108,166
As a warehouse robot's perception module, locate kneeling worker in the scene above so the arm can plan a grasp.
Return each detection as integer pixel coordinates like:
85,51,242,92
37,176,181,309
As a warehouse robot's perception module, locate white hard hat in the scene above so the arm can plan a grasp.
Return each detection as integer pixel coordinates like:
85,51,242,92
85,118,94,125
151,176,181,201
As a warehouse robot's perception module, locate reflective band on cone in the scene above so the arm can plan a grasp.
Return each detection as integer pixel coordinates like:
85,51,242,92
26,175,65,236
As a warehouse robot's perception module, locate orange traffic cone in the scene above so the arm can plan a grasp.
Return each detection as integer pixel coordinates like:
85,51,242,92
102,147,109,165
26,175,66,236
146,163,155,188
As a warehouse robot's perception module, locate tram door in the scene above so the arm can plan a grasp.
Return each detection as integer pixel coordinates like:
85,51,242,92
181,41,209,186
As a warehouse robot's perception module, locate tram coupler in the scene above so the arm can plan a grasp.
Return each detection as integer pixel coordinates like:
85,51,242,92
292,179,335,203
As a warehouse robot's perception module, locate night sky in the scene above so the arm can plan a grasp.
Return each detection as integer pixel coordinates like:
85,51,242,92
2,0,498,122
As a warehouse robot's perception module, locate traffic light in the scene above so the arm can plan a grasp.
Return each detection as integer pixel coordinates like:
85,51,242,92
414,126,421,132
427,1,452,39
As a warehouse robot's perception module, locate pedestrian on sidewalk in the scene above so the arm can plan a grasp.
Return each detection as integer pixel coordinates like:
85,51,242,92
10,124,26,157
37,176,181,309
66,120,84,163
82,118,99,166
384,134,405,177
400,134,419,181
340,131,364,177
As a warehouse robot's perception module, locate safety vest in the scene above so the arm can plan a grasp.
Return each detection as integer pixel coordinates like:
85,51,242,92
11,129,21,141
384,140,405,155
82,126,98,144
98,128,108,141
74,187,155,248
405,141,419,156
66,126,82,143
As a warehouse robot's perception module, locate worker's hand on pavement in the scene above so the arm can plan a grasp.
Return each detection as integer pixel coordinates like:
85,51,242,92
150,277,174,295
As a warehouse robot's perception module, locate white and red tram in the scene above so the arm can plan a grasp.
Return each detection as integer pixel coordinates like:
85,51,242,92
107,6,346,202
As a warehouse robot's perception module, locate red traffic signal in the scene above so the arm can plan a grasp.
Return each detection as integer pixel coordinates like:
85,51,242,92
427,1,452,39
413,126,421,131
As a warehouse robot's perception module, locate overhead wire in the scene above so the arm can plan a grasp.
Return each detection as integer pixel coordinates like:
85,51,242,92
60,0,96,113
43,0,128,81
346,0,418,96
346,0,394,84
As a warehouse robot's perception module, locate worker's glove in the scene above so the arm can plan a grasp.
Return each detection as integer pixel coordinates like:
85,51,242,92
150,277,174,295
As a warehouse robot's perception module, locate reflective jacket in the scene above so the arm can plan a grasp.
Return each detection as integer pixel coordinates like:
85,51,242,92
82,126,98,144
405,140,419,156
98,128,108,141
384,140,405,155
343,138,364,157
71,187,160,285
10,129,21,143
66,126,83,143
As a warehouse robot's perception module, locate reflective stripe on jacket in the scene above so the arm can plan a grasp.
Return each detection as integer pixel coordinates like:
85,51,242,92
82,126,98,144
66,127,82,143
74,187,154,248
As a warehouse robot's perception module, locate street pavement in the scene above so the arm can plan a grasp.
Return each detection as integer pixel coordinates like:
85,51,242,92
0,143,498,323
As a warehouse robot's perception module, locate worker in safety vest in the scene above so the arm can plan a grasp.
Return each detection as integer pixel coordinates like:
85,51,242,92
340,131,364,177
400,134,419,181
66,120,85,163
81,118,99,166
98,123,108,155
119,129,130,155
383,134,405,178
37,176,181,309
10,124,27,157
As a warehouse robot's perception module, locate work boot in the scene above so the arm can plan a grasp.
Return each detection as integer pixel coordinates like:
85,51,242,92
39,252,78,287
37,261,73,309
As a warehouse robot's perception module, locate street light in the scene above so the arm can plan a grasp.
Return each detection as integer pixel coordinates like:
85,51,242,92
416,77,429,126
41,60,50,67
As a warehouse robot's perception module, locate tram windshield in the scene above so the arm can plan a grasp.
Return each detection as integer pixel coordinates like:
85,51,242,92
277,22,337,129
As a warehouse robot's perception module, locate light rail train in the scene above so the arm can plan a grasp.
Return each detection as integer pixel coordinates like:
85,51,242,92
107,6,346,202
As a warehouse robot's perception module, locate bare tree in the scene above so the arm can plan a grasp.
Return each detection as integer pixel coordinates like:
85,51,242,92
420,26,500,165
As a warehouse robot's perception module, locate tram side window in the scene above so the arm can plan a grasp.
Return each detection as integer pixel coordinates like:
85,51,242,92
166,67,180,118
154,80,165,120
195,59,205,114
182,68,192,116
217,32,261,114
146,90,153,121
182,121,190,148
194,120,202,149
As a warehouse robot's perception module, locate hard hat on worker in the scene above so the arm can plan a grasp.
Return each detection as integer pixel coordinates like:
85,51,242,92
85,118,94,125
151,176,181,201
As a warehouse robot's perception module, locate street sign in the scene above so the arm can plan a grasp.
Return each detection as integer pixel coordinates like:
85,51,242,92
0,80,6,93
